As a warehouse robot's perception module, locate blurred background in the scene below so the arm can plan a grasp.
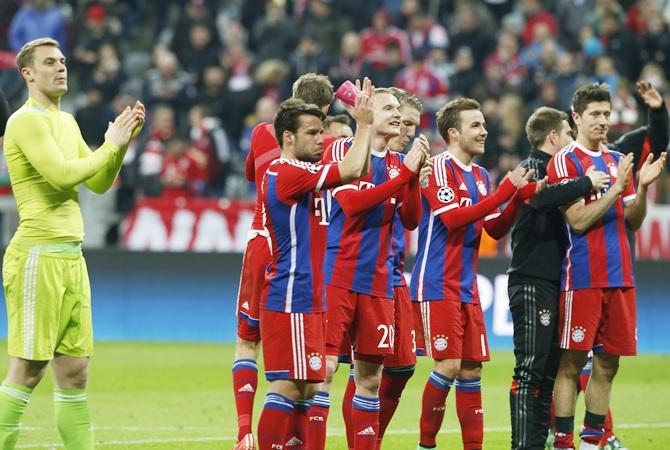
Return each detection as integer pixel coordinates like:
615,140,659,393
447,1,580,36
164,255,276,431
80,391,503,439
0,0,669,348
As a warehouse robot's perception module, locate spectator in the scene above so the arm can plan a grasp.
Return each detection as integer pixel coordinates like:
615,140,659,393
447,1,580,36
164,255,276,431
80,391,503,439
640,13,670,79
196,65,231,132
178,23,221,86
483,31,527,88
88,43,124,102
8,0,68,52
160,135,207,199
290,33,332,81
75,86,116,147
139,104,178,197
598,10,642,81
72,3,118,81
519,0,558,45
360,8,411,71
362,41,405,88
449,6,495,70
610,79,640,138
406,10,448,56
251,4,297,63
141,48,197,114
449,46,480,98
170,0,220,64
329,32,363,88
555,0,596,48
300,0,353,57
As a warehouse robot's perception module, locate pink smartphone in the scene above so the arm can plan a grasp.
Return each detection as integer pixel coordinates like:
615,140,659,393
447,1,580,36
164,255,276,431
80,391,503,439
335,80,359,107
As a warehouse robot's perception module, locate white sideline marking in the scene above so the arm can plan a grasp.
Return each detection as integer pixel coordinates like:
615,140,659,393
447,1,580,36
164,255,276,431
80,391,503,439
15,422,670,448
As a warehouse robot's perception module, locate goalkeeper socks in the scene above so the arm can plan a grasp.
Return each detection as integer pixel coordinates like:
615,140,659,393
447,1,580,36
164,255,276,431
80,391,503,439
455,377,483,450
351,394,379,450
308,391,330,450
580,411,605,447
258,393,294,450
342,368,355,450
554,416,575,449
0,382,32,448
419,371,453,447
600,409,614,445
232,359,258,440
54,389,94,450
378,365,414,441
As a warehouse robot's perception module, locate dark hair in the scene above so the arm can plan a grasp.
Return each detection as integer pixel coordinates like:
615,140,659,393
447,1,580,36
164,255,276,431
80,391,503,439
436,97,481,144
274,99,326,146
323,114,351,129
525,106,568,148
292,73,334,108
571,83,611,115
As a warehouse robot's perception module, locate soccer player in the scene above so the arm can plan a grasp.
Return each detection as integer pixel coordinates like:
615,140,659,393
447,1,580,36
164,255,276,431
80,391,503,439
0,37,144,449
323,114,354,139
410,98,541,450
547,84,667,450
256,82,374,450
309,88,427,450
232,73,335,450
376,87,424,447
507,107,610,450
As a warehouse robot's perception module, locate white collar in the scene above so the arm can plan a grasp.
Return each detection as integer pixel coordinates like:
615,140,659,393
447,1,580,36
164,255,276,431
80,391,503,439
371,149,387,157
447,151,473,172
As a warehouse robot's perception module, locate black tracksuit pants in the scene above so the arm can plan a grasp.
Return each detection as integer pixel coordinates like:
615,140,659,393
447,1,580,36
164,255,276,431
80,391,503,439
508,282,562,450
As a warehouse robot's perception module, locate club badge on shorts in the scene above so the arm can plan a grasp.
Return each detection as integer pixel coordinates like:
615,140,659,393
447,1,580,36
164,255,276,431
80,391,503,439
571,326,586,343
433,335,448,351
538,309,551,326
308,353,323,371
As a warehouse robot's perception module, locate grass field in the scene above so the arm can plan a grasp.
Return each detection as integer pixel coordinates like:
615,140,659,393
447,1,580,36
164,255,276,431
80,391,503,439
1,342,668,449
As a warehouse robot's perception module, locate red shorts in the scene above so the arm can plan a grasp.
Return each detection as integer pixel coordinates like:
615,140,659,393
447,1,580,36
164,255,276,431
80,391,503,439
412,300,490,362
559,288,636,356
260,310,326,382
384,285,417,368
325,285,395,357
236,233,271,341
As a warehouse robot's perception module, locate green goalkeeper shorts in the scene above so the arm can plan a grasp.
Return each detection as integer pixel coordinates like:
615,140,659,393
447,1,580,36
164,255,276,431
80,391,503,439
2,242,93,361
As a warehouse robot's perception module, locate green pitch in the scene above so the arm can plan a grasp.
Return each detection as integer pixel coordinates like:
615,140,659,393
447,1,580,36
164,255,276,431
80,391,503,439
1,342,668,449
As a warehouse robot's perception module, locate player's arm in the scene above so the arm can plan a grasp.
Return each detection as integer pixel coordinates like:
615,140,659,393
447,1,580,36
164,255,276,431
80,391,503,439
625,152,667,231
336,78,375,182
424,161,517,231
398,137,430,229
335,137,424,217
0,88,9,138
484,170,540,239
81,102,145,194
245,124,263,182
556,153,633,234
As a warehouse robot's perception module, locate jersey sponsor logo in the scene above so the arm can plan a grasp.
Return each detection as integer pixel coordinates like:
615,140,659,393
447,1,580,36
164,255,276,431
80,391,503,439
359,181,376,190
477,180,487,196
437,187,455,203
539,309,551,326
238,383,255,393
388,166,401,179
460,197,472,207
433,335,448,351
571,326,586,343
313,198,329,225
308,353,323,371
357,426,376,436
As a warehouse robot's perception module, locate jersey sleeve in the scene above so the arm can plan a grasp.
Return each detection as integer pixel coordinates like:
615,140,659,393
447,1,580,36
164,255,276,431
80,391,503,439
10,111,120,192
77,119,126,194
621,165,636,204
274,162,342,202
422,158,460,216
547,151,581,185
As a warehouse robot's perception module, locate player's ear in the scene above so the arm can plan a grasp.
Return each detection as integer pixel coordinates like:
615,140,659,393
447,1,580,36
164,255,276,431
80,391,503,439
283,130,293,146
20,67,34,83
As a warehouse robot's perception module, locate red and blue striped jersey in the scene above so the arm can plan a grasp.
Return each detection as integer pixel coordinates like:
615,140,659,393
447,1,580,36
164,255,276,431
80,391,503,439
261,158,342,313
410,152,499,304
245,122,280,232
392,151,408,287
547,143,636,291
323,138,403,298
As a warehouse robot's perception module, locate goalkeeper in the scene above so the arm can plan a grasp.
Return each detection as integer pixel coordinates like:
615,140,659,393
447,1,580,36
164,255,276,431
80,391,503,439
0,37,144,449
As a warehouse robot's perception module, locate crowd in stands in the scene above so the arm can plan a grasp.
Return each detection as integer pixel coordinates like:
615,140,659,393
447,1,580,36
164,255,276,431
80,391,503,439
2,0,670,216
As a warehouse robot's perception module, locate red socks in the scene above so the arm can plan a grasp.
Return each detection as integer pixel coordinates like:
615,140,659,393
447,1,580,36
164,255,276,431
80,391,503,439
307,391,330,450
342,369,356,449
258,393,294,450
378,366,414,441
284,399,310,449
351,394,380,450
232,359,258,440
455,377,484,450
419,371,453,447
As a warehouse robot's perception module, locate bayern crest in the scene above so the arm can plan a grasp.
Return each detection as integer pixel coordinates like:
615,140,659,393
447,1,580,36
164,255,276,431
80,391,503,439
539,309,551,327
571,327,586,343
308,353,323,371
477,181,487,196
388,166,401,179
433,335,448,351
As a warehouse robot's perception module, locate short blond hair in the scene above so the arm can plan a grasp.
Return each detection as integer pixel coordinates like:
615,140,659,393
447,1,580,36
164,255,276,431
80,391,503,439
16,37,60,71
292,73,334,108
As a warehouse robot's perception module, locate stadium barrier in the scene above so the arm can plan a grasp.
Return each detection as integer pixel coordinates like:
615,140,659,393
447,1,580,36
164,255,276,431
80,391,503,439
0,251,667,353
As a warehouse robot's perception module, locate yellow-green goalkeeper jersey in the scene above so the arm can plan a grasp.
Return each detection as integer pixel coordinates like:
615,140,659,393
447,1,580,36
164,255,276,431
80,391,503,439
3,98,124,244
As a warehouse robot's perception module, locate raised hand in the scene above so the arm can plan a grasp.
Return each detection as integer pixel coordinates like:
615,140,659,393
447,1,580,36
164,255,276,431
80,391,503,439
404,134,428,173
535,175,548,194
585,165,610,192
639,152,667,188
349,77,374,127
637,80,664,109
105,106,141,148
614,152,634,191
130,100,146,140
419,158,433,187
505,166,530,188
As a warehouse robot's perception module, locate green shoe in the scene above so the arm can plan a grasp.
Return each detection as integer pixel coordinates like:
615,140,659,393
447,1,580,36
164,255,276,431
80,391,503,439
545,430,555,450
602,435,628,450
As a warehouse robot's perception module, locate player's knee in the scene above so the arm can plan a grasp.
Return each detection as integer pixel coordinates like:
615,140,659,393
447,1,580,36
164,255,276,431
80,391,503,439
459,363,482,380
235,337,259,359
594,355,619,380
434,358,460,379
6,358,48,389
356,373,381,395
